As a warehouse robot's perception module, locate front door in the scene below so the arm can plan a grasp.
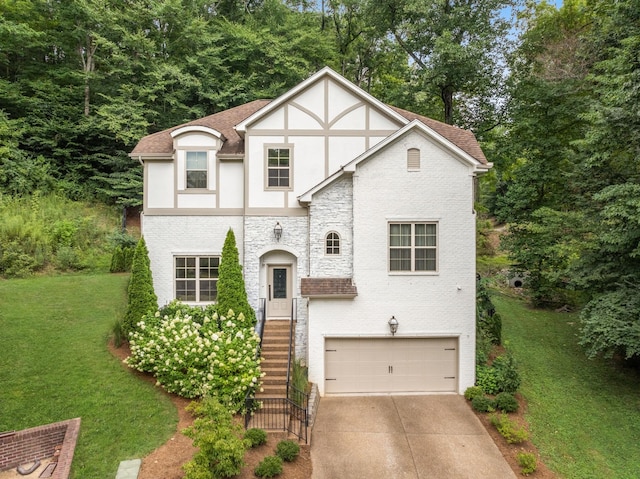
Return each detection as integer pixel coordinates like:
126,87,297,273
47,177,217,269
267,265,292,319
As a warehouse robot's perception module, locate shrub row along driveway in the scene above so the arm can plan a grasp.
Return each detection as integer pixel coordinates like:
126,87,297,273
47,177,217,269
311,395,516,478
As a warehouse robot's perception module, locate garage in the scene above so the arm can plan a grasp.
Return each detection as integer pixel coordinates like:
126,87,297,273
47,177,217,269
324,337,458,394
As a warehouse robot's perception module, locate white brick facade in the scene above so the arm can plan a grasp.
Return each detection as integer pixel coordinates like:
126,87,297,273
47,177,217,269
133,68,490,397
308,176,353,277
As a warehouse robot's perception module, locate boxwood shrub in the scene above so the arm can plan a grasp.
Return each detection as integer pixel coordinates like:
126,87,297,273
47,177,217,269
275,439,300,462
244,428,267,447
254,455,283,478
495,392,519,413
471,395,496,413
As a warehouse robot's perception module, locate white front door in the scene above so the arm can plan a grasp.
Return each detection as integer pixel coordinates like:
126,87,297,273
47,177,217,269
267,265,292,319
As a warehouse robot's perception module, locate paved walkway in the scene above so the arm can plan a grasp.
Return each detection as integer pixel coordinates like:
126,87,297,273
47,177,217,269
311,395,516,479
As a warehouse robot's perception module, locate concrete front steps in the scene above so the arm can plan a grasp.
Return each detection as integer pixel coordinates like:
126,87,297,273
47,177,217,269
257,320,292,399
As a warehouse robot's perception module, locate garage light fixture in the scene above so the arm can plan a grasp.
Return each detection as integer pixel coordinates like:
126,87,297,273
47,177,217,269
388,316,399,336
274,222,283,242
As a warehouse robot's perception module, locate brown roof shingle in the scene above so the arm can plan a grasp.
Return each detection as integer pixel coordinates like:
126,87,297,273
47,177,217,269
130,99,487,165
301,278,358,298
130,99,271,157
388,105,488,165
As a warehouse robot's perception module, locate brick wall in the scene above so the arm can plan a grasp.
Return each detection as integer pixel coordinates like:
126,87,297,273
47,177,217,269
308,175,353,277
0,418,80,478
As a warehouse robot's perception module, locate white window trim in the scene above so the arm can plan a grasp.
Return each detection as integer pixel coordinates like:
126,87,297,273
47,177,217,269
388,221,439,275
325,231,341,256
174,255,220,303
264,144,294,191
185,150,209,190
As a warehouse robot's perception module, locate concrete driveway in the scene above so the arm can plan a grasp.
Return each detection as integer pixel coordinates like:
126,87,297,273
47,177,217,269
310,395,516,479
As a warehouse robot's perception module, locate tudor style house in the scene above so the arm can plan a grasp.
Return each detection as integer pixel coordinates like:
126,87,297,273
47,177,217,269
130,67,491,396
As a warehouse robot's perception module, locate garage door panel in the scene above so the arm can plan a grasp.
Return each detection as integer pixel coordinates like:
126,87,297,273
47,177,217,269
325,338,458,394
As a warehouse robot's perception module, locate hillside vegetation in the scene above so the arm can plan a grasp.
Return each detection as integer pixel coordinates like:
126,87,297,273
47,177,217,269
0,193,131,278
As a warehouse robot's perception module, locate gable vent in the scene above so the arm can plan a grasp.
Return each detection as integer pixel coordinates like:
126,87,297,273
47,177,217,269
407,148,420,170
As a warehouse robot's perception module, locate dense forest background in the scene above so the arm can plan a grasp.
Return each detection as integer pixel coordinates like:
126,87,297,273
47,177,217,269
1,0,639,361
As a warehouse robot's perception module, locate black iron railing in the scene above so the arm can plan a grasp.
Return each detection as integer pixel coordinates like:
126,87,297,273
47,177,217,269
244,297,311,443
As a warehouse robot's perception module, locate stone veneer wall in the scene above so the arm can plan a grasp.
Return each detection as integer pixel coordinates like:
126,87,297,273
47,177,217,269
308,176,353,277
243,215,309,360
0,418,81,478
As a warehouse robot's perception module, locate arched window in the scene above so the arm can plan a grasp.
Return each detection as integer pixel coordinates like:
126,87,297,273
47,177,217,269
407,148,420,170
325,232,340,255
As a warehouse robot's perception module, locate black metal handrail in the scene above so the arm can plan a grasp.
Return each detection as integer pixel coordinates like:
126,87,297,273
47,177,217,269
285,298,297,387
244,296,311,443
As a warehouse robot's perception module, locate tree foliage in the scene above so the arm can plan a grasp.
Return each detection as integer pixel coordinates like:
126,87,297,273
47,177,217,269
216,229,256,325
492,0,640,360
124,237,158,335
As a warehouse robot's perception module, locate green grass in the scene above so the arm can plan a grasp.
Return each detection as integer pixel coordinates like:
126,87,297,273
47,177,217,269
493,293,640,479
0,274,177,479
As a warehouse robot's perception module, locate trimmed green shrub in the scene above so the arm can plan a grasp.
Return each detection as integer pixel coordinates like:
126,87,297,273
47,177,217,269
244,428,267,447
123,246,135,271
123,237,157,336
517,452,537,475
471,395,495,413
254,455,283,478
110,246,125,272
490,413,528,444
492,353,521,394
476,365,500,395
183,397,247,479
275,440,300,462
464,386,484,401
495,392,519,413
216,229,256,326
111,318,126,348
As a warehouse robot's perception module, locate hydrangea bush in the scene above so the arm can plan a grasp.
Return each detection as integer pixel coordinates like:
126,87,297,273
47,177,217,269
125,304,262,412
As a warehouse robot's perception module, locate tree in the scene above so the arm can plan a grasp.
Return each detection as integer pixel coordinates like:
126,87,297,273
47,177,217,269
124,237,157,335
369,0,515,126
216,229,256,326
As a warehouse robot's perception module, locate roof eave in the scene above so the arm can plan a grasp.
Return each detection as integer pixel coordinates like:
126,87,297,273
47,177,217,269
235,67,409,134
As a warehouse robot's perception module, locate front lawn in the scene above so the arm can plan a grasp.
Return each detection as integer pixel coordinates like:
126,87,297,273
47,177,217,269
493,293,640,479
0,274,177,479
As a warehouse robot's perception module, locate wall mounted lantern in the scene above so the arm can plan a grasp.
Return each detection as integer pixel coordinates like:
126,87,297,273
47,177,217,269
388,316,399,336
273,222,283,242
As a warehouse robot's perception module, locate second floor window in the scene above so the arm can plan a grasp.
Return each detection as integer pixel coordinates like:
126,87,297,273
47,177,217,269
186,151,207,189
389,222,437,272
267,148,290,188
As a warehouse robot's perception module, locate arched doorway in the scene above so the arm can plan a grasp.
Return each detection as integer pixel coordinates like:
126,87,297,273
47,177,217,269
261,250,297,320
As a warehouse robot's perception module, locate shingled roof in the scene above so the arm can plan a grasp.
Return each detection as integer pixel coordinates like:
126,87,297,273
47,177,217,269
300,278,358,298
130,99,271,157
130,99,487,165
388,105,488,165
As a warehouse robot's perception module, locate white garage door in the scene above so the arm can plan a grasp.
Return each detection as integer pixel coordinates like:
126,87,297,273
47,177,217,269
324,338,458,394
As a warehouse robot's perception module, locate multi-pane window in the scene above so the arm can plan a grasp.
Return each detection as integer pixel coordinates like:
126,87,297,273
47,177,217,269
175,256,219,302
325,232,340,255
389,223,437,272
267,148,290,188
186,151,208,189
